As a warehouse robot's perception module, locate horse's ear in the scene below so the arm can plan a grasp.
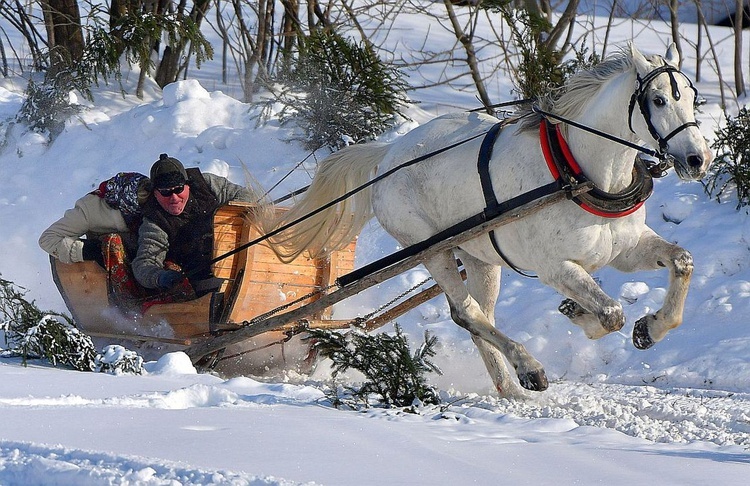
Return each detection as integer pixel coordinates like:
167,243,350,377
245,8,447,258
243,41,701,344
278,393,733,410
629,42,650,75
664,42,680,68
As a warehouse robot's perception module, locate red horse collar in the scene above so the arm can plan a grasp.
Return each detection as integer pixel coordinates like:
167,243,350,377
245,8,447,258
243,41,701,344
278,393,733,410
540,119,653,218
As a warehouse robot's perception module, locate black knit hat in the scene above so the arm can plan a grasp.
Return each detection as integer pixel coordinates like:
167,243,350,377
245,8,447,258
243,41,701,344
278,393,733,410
150,153,188,189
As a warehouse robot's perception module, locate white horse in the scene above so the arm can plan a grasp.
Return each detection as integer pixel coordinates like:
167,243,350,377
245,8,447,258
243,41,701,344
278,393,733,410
270,43,713,398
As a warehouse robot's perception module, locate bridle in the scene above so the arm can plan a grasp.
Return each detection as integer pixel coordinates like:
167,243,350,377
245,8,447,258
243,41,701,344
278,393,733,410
532,61,702,178
627,63,700,155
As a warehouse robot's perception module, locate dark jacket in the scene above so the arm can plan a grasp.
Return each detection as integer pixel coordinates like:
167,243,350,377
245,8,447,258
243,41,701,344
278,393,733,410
133,169,256,289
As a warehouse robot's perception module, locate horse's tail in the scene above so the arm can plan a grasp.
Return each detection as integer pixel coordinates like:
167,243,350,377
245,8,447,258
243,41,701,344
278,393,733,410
266,142,391,263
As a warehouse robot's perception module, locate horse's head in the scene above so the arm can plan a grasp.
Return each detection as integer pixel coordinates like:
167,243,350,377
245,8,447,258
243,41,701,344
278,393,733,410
629,43,713,181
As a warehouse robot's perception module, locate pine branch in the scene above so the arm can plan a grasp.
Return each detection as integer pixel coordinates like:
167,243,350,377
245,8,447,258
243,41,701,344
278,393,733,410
307,324,442,408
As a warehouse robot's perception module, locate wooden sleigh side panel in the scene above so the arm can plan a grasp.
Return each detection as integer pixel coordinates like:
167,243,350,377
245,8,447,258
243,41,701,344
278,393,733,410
206,202,357,326
51,259,114,333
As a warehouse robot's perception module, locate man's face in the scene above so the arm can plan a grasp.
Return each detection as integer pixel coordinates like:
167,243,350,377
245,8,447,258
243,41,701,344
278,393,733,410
155,183,190,215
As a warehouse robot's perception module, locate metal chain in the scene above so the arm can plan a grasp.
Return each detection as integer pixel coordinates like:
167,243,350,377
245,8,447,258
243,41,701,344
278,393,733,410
206,276,436,370
201,284,337,371
346,276,433,328
240,282,338,327
239,275,434,330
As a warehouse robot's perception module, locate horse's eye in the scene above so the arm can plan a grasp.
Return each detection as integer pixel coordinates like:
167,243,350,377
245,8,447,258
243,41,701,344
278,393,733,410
653,95,667,107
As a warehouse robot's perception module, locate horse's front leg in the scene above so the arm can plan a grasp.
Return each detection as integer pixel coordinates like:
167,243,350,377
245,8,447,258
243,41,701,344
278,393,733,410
611,229,693,349
424,251,548,392
545,262,626,339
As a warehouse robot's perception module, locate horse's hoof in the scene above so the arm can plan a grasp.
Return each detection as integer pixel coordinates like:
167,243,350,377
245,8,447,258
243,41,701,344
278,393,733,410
559,299,585,318
518,370,549,391
633,316,655,349
600,305,625,332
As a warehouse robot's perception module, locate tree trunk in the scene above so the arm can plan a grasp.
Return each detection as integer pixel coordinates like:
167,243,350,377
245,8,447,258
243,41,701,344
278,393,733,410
155,44,180,87
696,19,702,82
256,0,274,88
108,0,138,57
601,0,618,58
243,0,267,102
214,1,229,84
281,0,299,59
735,0,745,97
41,0,84,63
442,0,493,112
668,0,682,67
544,0,578,52
154,0,211,88
276,0,301,75
695,0,727,109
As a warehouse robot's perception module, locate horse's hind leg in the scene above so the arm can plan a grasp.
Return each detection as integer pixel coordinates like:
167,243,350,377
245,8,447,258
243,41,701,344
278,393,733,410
611,229,693,349
457,250,526,398
425,250,548,392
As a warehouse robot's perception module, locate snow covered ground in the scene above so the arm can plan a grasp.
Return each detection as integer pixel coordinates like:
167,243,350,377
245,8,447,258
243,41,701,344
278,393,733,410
1,355,749,485
1,5,750,485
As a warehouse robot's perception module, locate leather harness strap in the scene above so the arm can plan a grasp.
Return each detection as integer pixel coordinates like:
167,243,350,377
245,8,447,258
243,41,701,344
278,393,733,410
477,122,525,274
475,119,655,277
627,64,699,154
477,122,558,277
477,122,504,210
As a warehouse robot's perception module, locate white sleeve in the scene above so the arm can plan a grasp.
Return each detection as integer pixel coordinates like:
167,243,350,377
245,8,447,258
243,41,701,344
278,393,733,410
38,194,127,263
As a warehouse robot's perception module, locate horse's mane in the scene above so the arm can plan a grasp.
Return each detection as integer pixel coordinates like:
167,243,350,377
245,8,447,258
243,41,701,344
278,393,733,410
518,49,635,130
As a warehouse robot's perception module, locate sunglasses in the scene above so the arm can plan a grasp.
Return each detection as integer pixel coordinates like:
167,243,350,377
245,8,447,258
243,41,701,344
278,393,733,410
157,185,186,197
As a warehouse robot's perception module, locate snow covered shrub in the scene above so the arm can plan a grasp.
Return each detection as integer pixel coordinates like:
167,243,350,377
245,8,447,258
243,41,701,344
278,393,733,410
0,275,48,335
1,275,95,370
17,76,81,138
705,107,750,209
262,30,409,151
307,324,442,408
16,47,88,140
18,316,97,371
1,276,145,374
95,345,144,375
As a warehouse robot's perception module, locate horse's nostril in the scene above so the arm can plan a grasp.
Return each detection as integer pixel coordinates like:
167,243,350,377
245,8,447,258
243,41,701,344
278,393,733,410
687,154,703,168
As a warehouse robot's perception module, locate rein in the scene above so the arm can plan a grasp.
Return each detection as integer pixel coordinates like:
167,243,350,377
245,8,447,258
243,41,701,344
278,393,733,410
532,106,662,159
495,63,701,177
186,127,490,279
532,105,675,178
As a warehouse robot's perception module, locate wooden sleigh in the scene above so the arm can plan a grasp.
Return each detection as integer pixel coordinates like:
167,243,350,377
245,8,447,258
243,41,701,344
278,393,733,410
51,201,362,377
